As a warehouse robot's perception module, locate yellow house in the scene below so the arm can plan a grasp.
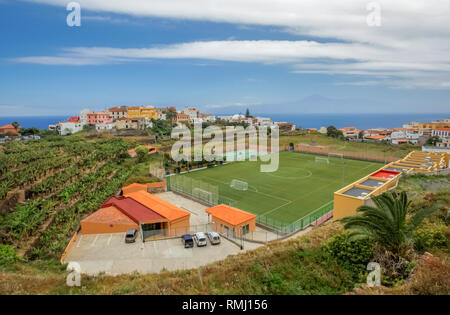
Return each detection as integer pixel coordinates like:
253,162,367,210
127,107,141,119
127,106,158,120
140,107,158,120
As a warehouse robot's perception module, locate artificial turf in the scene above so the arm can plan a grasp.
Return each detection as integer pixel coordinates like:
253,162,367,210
174,151,383,224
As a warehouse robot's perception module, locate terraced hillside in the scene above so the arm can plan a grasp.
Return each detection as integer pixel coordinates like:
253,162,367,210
0,135,136,259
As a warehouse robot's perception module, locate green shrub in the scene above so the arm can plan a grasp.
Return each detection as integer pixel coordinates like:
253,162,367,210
0,244,18,266
135,145,149,162
322,231,374,275
413,222,448,253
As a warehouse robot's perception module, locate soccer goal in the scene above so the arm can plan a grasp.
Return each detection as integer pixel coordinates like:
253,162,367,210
315,156,329,164
328,153,344,160
192,187,214,204
230,179,249,191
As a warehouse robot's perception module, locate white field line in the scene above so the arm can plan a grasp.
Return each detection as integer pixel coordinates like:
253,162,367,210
258,199,293,217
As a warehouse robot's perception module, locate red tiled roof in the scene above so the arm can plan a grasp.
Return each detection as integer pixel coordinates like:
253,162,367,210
104,196,167,224
0,124,16,129
81,205,138,225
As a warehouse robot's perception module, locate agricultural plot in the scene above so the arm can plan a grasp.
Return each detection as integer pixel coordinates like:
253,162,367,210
0,136,135,259
174,151,383,226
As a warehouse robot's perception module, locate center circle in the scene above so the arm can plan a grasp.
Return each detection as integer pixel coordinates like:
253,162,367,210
265,167,312,179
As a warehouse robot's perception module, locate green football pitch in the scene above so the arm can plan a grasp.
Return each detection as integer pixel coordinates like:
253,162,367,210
174,151,383,225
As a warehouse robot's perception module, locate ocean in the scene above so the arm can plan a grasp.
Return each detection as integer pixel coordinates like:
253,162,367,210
0,116,70,130
0,113,449,130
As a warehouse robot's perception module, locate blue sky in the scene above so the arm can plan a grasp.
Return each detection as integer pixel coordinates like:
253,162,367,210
1,0,450,116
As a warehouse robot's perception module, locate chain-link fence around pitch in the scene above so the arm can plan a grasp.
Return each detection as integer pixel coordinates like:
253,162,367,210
256,201,334,234
167,175,220,206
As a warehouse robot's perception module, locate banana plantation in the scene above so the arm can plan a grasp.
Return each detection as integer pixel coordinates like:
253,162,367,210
0,136,137,259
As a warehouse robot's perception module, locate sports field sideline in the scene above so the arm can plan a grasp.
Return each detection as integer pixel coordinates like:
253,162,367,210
174,151,383,225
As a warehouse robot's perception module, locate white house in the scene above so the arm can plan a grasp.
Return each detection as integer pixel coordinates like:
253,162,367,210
95,122,115,132
390,129,423,145
80,109,91,126
255,117,273,126
432,128,450,142
58,122,83,135
183,107,200,121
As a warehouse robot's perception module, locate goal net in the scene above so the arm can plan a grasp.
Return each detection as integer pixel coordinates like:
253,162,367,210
192,188,214,204
230,179,249,191
328,153,344,159
315,156,329,164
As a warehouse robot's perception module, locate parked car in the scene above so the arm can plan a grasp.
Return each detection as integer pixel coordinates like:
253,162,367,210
193,232,207,247
125,229,138,243
181,234,194,248
207,232,221,245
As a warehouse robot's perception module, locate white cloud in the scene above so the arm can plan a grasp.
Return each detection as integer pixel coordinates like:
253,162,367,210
18,0,450,88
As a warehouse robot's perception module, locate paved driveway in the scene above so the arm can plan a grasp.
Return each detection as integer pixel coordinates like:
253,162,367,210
64,232,260,275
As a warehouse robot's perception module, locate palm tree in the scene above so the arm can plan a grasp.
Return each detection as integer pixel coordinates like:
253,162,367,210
343,191,437,255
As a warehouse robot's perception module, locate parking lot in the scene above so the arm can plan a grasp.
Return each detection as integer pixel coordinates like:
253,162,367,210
64,232,260,275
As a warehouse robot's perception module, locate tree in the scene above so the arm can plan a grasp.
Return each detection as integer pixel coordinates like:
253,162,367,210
343,191,438,255
425,136,441,146
11,122,20,130
358,130,364,139
19,127,39,136
135,145,149,162
327,125,344,138
164,108,177,122
245,108,251,118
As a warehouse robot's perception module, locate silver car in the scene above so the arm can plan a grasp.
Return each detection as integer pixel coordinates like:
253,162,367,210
207,232,221,245
193,232,207,247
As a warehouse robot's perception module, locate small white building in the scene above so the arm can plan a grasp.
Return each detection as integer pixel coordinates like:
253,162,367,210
80,109,91,126
95,122,115,132
218,115,233,122
255,117,273,126
432,128,450,142
390,129,423,145
183,107,200,121
58,122,83,135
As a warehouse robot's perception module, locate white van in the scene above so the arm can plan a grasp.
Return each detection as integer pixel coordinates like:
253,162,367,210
193,232,207,247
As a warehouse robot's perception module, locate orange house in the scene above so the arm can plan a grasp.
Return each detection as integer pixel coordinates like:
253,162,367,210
0,124,19,137
206,204,256,236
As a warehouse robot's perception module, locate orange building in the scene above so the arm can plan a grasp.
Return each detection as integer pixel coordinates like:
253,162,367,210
125,190,190,237
173,113,191,123
0,124,19,137
206,204,256,236
80,205,139,234
81,183,190,240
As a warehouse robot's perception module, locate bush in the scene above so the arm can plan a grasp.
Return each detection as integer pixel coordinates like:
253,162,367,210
408,254,450,295
135,145,149,162
413,222,448,253
322,231,374,275
0,244,18,266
